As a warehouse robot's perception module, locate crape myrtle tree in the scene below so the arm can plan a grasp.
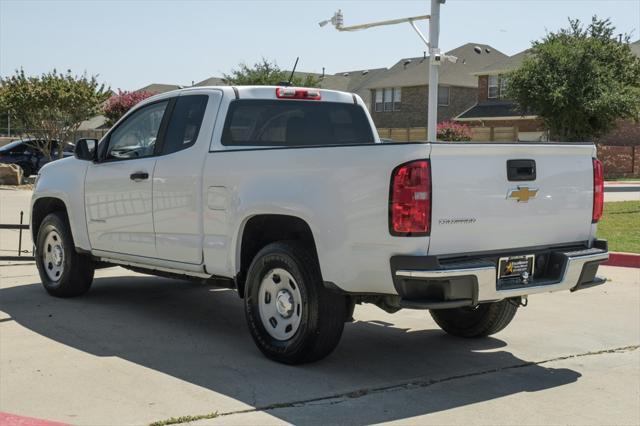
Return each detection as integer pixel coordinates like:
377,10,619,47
0,69,110,159
224,58,320,87
437,121,473,141
506,17,640,142
103,90,154,126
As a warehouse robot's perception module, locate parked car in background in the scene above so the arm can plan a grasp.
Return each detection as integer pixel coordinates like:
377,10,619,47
0,139,74,176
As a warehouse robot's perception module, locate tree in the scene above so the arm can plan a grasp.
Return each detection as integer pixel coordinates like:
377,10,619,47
0,69,110,159
224,58,320,87
437,121,472,141
506,17,640,142
103,90,154,126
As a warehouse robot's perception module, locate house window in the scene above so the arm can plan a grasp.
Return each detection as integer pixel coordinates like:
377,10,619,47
438,85,450,106
393,87,401,111
500,75,509,98
374,89,383,112
488,75,499,99
384,88,393,112
374,88,401,112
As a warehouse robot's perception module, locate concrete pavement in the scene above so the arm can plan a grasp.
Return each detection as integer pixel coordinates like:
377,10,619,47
604,181,640,202
1,263,638,425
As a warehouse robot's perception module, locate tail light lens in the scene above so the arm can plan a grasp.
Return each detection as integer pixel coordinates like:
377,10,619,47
592,158,604,223
390,160,431,236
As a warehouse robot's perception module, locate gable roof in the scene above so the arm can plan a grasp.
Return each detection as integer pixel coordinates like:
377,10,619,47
366,43,508,89
477,39,640,76
194,77,226,86
455,101,535,121
288,71,351,91
334,68,388,92
475,49,531,75
136,83,181,94
78,115,108,130
190,71,387,93
630,40,640,57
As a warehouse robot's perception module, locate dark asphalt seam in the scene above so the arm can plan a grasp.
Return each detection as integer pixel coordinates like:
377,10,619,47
150,344,639,425
0,262,36,267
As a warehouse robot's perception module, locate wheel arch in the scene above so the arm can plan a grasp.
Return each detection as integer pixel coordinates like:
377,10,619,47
235,214,320,298
31,197,70,245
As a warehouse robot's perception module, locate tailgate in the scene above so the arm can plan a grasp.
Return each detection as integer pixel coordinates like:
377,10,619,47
428,143,595,256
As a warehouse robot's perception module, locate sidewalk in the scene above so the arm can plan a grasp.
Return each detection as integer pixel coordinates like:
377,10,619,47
605,181,640,192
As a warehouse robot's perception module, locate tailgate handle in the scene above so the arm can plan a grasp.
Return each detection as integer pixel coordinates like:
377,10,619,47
507,159,536,181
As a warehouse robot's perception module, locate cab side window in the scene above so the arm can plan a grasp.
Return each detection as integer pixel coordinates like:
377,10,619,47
162,95,208,155
105,100,169,160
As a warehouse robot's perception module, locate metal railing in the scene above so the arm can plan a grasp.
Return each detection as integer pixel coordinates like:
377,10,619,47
0,211,35,261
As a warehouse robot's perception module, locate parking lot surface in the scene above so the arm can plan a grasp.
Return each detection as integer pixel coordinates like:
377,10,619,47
1,262,638,425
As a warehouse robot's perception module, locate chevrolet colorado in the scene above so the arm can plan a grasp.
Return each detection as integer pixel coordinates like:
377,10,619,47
31,86,609,364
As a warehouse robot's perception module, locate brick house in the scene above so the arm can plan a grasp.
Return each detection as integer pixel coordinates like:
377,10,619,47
456,40,640,145
454,50,547,141
366,43,507,128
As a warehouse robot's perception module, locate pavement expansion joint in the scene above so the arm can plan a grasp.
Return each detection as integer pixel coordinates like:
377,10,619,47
148,344,640,426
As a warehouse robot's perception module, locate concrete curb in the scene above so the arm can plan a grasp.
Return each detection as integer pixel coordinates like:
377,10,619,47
603,252,640,268
0,412,69,426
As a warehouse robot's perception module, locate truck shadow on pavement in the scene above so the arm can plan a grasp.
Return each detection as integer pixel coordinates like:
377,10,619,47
1,273,581,424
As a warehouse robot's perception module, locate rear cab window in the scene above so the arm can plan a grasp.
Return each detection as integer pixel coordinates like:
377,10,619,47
163,95,208,155
221,100,374,147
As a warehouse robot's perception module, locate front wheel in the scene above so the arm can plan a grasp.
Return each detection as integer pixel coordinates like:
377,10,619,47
244,241,347,364
35,212,95,297
430,299,519,338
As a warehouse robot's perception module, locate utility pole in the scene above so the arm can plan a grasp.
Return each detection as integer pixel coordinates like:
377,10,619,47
319,1,448,142
427,0,441,142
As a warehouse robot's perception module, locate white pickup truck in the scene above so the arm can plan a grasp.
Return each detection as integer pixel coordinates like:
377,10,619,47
31,86,609,364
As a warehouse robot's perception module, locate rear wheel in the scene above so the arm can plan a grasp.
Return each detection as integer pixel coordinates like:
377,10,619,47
244,241,347,364
430,299,519,337
35,212,94,297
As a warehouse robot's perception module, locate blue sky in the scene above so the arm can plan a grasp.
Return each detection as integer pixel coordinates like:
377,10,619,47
1,0,638,90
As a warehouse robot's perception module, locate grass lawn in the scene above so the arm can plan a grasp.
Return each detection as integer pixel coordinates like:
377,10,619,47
597,201,640,253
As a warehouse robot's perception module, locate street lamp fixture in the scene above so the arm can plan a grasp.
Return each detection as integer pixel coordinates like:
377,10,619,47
320,1,450,142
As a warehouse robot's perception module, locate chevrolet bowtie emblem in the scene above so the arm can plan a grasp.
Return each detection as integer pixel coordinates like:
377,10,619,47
508,186,539,203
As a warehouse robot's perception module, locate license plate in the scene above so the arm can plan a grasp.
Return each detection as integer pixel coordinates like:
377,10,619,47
498,255,534,279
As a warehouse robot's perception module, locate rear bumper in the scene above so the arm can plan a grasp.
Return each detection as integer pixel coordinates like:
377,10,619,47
391,240,609,310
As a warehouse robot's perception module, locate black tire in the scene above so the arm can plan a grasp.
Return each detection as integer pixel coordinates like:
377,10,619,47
244,241,347,364
35,212,94,297
430,299,518,338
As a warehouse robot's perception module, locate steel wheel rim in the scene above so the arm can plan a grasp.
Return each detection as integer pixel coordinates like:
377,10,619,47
42,230,64,281
258,268,303,341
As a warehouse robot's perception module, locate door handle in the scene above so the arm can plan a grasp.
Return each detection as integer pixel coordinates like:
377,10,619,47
130,172,149,181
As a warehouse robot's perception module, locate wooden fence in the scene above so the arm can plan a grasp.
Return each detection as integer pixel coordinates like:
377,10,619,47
377,126,517,142
470,127,518,142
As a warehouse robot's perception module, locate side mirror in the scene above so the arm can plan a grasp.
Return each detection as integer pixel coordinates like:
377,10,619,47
74,138,98,161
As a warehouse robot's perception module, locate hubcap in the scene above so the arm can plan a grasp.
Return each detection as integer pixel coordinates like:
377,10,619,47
258,268,302,341
275,289,294,318
42,230,64,281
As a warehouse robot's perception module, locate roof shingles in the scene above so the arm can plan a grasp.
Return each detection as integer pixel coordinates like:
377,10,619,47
367,43,508,89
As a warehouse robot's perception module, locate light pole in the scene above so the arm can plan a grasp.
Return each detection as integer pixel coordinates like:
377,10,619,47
427,0,441,143
320,1,449,142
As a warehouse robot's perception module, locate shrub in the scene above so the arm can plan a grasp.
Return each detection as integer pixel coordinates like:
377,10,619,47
104,90,154,126
437,121,472,141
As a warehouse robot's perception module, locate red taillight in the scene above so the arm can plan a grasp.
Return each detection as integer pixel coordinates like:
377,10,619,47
390,160,431,236
592,158,604,223
275,87,321,100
